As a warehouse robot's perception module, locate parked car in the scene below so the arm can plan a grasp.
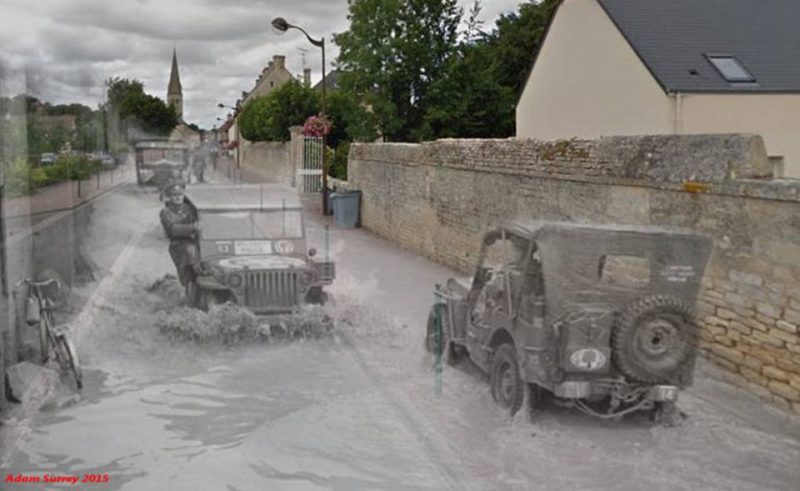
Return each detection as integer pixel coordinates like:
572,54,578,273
40,153,57,166
426,222,711,424
94,152,116,169
181,184,336,316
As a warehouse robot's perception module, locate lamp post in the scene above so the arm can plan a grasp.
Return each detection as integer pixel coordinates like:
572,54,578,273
271,16,329,215
218,103,240,169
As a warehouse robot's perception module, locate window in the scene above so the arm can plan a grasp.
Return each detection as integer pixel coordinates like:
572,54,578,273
706,55,756,83
599,255,650,288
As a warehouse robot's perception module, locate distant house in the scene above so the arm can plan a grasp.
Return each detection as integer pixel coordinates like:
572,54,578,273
516,0,800,177
313,70,342,92
32,114,76,133
242,55,295,106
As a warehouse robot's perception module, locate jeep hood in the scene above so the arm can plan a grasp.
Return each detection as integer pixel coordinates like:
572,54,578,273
212,255,307,271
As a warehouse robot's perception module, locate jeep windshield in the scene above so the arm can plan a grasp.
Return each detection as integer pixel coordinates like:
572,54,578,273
199,210,303,240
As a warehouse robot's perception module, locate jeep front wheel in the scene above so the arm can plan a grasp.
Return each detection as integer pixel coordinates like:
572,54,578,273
490,344,524,416
613,295,695,384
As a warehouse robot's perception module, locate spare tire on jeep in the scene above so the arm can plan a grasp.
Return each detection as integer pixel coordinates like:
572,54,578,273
612,295,695,384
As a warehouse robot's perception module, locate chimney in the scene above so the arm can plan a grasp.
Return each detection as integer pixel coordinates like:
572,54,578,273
303,68,311,87
273,55,286,70
267,61,274,71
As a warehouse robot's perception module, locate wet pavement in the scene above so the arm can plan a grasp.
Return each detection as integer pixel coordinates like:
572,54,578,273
2,179,800,490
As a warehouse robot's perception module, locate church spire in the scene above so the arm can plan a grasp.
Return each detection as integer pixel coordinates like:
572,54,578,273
167,48,183,119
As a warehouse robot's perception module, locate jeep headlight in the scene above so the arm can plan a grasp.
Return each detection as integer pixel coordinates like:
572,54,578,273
227,273,243,288
201,263,226,284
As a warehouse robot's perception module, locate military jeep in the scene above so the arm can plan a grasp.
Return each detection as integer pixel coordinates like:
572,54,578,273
182,184,335,315
134,139,189,191
426,222,711,422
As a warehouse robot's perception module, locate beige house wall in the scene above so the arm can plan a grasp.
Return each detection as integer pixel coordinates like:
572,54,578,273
679,94,800,177
516,0,671,141
516,0,800,178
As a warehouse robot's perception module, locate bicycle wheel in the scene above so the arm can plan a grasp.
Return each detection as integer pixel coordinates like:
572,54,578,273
39,310,51,363
55,334,83,390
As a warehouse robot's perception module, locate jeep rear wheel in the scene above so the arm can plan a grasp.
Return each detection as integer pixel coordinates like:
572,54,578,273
490,344,524,416
613,295,695,384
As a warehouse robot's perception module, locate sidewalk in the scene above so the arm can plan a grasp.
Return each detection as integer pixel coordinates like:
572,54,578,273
3,163,135,220
212,156,276,185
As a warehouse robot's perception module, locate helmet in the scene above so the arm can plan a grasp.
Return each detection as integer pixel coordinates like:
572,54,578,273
164,181,185,197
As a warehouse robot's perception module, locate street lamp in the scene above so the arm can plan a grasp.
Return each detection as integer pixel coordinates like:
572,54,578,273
218,103,241,169
271,16,330,215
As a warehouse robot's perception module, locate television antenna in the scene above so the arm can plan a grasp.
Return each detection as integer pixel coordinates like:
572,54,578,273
297,47,308,69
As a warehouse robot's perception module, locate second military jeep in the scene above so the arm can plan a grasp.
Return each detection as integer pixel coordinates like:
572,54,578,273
183,184,335,315
426,222,711,423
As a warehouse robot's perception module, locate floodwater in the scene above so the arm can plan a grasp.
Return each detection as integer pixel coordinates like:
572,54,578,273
3,182,800,491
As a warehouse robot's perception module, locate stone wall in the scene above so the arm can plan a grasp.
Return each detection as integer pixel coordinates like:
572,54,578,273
347,134,800,415
240,140,294,186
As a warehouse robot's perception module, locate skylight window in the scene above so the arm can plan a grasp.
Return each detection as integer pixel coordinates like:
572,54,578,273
706,55,756,83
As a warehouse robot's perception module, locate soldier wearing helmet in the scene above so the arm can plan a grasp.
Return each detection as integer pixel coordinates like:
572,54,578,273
160,181,199,286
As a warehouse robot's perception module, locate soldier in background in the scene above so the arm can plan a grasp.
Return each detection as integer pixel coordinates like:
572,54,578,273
193,147,207,183
159,181,199,286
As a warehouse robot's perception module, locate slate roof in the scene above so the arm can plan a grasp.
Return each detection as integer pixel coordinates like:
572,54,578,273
313,70,342,91
596,0,800,93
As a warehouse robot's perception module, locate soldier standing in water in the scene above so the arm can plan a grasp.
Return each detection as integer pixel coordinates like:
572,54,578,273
159,182,199,287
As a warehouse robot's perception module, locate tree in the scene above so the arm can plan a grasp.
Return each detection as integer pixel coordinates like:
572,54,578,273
239,81,319,142
335,0,462,142
105,77,177,142
486,0,560,95
424,0,560,138
326,90,377,148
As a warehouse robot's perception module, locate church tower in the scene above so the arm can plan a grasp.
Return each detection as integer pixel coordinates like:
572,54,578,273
167,48,183,120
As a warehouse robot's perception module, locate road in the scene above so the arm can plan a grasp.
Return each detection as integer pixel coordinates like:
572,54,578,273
2,173,800,490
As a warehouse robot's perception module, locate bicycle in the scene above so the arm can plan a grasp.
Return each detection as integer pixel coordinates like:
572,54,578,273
17,276,83,390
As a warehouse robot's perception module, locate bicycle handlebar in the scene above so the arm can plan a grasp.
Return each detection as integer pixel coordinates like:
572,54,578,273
14,277,62,290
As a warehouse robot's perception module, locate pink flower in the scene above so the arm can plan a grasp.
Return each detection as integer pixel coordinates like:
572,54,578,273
303,115,331,137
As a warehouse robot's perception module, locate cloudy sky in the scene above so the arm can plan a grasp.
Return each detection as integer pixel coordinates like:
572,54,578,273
0,0,525,129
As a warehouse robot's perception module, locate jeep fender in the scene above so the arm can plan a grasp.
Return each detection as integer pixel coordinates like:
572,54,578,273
196,275,229,291
471,327,517,373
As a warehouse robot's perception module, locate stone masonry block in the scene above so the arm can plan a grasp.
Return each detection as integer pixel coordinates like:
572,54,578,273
756,303,782,319
755,314,777,327
716,308,737,321
729,321,751,335
751,330,785,348
784,309,800,326
763,365,790,382
710,355,739,373
710,344,744,364
741,366,768,386
768,381,800,402
768,328,797,345
742,317,769,333
743,355,763,371
777,358,799,375
725,293,752,309
775,320,798,334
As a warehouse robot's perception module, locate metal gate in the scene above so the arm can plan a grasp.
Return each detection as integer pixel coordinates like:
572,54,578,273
298,136,323,194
